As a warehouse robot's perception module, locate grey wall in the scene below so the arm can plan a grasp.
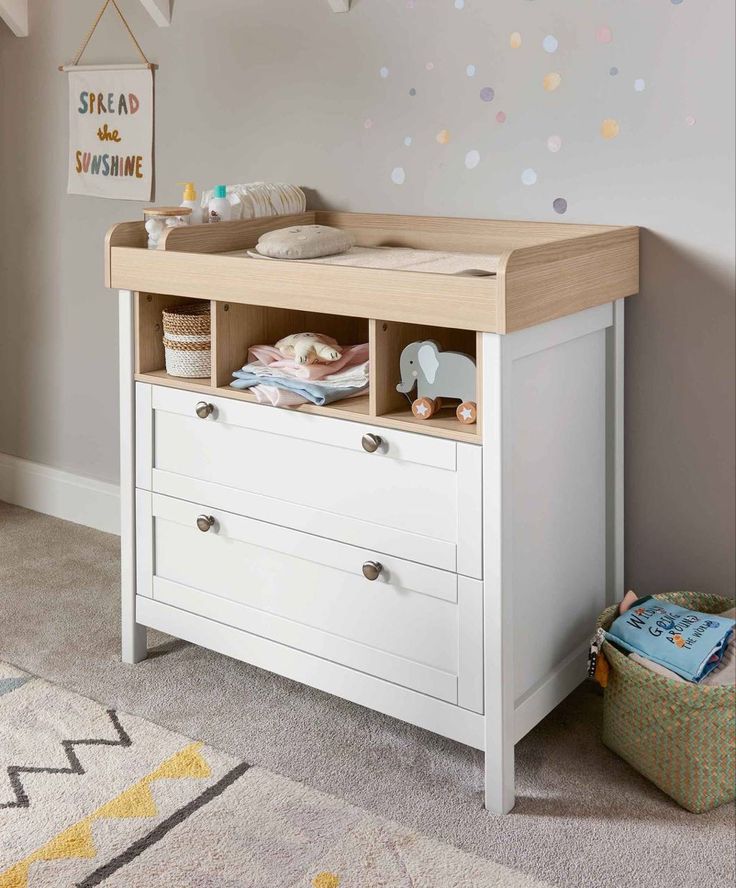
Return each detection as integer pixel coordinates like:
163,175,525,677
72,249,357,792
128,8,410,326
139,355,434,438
1,0,733,594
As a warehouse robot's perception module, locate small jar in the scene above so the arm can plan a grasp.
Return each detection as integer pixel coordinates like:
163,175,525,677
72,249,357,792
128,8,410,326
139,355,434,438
143,206,192,249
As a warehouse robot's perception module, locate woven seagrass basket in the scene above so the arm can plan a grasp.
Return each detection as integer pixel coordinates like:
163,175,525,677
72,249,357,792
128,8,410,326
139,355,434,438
597,591,735,813
162,302,211,378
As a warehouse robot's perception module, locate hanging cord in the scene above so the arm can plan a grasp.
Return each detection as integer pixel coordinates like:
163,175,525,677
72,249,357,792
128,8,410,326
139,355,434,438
67,0,152,68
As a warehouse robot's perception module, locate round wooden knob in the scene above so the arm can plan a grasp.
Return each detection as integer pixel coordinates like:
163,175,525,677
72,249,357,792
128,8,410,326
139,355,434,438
195,401,214,419
361,433,382,453
196,515,215,532
362,561,383,581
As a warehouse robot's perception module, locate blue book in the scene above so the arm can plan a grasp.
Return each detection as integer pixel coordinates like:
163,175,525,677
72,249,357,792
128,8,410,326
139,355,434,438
606,596,735,683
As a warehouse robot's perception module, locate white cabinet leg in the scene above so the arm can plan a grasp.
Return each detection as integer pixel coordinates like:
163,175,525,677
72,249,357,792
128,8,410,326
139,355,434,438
484,729,515,814
122,621,147,664
120,289,147,664
481,332,515,814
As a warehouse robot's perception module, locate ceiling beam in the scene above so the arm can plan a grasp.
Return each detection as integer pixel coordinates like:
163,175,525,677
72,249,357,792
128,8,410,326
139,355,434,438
139,0,171,27
328,0,350,11
0,0,28,36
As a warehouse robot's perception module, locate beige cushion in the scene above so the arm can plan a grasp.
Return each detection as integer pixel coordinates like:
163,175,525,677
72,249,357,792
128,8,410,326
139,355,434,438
255,224,354,260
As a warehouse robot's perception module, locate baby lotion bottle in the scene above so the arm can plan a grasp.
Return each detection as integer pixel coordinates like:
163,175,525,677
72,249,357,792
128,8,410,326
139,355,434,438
208,185,231,223
179,181,203,224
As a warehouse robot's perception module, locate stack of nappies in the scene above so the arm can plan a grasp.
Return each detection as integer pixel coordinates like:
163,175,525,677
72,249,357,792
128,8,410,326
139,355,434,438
200,183,305,221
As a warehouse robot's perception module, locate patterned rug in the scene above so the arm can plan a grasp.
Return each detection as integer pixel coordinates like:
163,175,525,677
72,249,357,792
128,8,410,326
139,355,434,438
0,662,547,888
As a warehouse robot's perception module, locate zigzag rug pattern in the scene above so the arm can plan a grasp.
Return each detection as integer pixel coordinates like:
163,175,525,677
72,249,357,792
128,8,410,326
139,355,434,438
0,661,548,888
0,663,242,888
0,742,221,888
0,710,132,811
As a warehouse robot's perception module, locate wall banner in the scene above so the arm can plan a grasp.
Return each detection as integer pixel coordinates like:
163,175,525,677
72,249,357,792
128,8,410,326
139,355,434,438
67,66,154,201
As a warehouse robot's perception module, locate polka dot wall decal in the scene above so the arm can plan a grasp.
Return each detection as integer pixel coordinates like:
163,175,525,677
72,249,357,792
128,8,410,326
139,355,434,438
596,26,613,44
510,31,522,49
466,64,476,77
547,134,562,152
553,197,568,214
404,136,413,146
610,66,619,76
521,168,537,185
391,167,406,185
426,62,434,70
436,129,451,144
480,87,495,102
543,72,562,91
409,88,417,96
686,115,696,125
601,118,620,139
364,119,373,129
454,0,465,8
465,149,481,169
671,0,684,4
496,111,506,123
379,67,389,79
543,35,558,53
634,78,646,92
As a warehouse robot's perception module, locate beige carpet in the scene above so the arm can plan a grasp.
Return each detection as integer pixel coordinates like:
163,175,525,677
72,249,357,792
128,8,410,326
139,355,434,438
0,661,545,888
0,501,734,888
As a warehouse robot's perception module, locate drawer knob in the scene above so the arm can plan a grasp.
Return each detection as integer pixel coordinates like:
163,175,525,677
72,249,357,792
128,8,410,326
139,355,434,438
196,514,215,532
195,401,214,419
361,433,382,453
362,560,383,581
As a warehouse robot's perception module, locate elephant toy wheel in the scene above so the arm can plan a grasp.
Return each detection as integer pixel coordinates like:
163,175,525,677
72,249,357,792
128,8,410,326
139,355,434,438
456,401,477,424
411,397,437,420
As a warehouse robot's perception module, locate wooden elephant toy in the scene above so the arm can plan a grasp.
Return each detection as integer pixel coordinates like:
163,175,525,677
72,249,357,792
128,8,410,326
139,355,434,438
396,340,477,424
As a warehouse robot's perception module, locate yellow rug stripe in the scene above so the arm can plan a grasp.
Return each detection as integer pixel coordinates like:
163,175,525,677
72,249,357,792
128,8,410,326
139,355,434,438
0,742,210,888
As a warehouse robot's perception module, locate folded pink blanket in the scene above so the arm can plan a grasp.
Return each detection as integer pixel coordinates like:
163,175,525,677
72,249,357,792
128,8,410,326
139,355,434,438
247,343,369,380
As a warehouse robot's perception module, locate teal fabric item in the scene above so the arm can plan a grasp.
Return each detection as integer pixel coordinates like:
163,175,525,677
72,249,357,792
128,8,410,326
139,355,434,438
606,596,735,683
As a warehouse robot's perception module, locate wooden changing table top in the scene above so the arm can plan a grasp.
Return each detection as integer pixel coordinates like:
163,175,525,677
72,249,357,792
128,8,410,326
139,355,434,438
106,211,638,333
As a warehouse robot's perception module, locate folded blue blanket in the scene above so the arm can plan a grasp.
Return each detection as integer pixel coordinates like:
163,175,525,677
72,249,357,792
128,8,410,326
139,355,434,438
229,370,367,406
606,596,735,683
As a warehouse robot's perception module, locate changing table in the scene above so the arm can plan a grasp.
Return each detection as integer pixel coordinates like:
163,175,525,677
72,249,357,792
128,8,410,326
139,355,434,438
106,210,638,813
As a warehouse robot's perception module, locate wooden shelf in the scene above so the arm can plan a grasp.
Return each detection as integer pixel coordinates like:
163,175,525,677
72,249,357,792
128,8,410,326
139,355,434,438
216,386,371,421
134,368,212,392
133,293,482,442
133,370,476,442
380,407,480,443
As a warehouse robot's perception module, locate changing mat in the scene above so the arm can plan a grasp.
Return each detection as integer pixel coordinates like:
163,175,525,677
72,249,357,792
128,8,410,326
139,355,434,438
234,245,499,276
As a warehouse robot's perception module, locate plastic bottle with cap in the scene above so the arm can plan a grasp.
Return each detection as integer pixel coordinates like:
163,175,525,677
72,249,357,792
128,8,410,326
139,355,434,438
208,185,232,223
178,181,203,224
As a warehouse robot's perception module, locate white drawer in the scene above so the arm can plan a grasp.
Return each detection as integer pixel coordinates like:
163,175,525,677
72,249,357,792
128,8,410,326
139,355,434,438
136,490,483,712
136,384,482,577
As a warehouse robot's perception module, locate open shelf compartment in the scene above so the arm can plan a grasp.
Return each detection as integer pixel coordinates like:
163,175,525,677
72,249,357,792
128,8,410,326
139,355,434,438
134,295,480,442
211,301,369,415
134,292,214,387
371,320,480,438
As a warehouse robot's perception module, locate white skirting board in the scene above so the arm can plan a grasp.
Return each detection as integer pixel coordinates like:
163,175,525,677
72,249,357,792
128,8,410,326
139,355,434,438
0,453,120,535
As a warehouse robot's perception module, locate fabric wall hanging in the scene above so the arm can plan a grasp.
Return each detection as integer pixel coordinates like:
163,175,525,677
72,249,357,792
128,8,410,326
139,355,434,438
61,0,155,201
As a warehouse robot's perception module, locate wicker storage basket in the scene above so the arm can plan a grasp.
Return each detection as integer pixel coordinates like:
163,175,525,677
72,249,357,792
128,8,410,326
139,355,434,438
162,302,211,378
597,591,735,813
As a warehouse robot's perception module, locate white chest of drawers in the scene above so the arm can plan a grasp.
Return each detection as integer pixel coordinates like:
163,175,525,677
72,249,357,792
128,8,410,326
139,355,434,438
110,210,636,813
